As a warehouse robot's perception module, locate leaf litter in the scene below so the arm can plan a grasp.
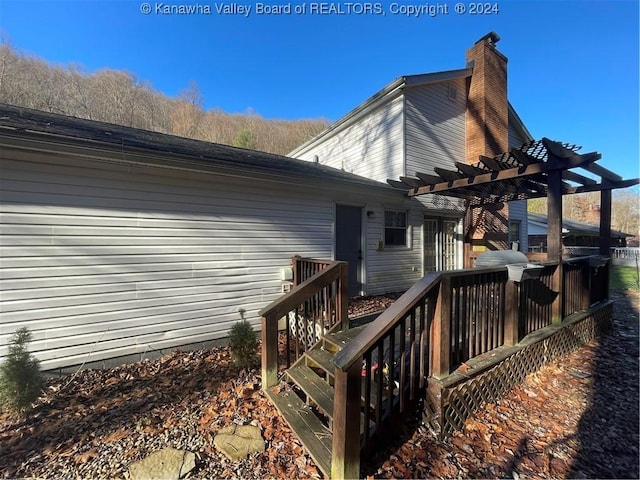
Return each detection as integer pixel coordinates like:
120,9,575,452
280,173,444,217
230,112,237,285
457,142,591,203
0,291,637,479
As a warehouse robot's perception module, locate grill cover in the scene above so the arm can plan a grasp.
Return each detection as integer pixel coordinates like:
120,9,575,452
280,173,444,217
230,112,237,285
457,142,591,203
475,250,529,268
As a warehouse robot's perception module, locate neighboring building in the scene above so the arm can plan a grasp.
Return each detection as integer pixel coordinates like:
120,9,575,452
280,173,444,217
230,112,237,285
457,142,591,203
0,105,426,370
527,212,631,250
290,32,534,265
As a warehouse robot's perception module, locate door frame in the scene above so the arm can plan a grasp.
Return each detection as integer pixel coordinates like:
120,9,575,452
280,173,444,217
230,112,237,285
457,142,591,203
423,215,463,273
334,203,365,296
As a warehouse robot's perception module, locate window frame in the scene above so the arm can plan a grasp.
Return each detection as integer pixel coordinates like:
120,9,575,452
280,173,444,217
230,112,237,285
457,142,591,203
384,210,408,247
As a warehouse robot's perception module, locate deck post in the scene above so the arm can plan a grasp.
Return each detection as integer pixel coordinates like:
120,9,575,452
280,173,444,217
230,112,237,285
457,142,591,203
431,276,451,379
504,279,519,346
338,262,349,331
291,255,301,287
599,189,612,300
599,189,612,257
261,315,278,390
331,361,362,480
547,169,564,325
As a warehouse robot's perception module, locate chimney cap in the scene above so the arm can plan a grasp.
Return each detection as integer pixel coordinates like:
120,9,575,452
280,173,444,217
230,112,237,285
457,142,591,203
475,31,501,47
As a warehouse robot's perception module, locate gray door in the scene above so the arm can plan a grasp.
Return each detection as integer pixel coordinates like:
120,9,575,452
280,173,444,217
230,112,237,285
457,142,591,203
335,205,362,296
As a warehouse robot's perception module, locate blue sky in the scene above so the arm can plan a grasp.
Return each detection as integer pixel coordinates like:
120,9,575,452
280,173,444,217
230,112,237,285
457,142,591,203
1,0,638,181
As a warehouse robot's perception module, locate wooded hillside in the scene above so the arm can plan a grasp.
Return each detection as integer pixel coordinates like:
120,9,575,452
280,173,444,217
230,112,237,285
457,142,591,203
0,41,329,155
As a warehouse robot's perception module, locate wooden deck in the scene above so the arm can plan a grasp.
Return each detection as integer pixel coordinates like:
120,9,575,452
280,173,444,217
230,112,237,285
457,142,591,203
260,255,613,478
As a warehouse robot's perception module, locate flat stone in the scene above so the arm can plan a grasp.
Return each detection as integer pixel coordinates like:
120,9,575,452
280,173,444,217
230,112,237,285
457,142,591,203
214,424,265,461
129,447,196,480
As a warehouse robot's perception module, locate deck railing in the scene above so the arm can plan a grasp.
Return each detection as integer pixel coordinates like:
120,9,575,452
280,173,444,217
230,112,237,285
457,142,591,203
447,268,507,366
329,254,609,478
331,272,442,477
261,254,609,478
260,260,348,389
291,255,334,286
519,263,556,336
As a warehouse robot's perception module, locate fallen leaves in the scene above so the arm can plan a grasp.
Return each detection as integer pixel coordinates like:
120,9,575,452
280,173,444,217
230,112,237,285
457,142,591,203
365,290,639,480
0,291,637,479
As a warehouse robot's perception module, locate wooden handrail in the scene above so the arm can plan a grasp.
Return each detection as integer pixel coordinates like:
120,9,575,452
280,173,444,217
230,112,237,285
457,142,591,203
333,271,443,372
259,260,346,320
261,260,348,391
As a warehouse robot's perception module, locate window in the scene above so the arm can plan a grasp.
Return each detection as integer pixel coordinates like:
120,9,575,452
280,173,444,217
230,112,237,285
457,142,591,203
385,211,407,246
509,221,521,248
447,82,458,101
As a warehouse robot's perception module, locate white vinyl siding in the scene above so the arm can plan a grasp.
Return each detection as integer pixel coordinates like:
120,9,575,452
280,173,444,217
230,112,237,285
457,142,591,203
404,79,466,177
404,79,467,212
508,120,530,149
293,95,405,183
0,155,338,370
365,206,422,295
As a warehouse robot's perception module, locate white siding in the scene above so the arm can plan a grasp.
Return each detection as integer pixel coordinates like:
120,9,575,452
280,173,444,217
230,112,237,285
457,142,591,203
508,120,530,149
0,154,337,370
404,79,466,177
363,203,423,295
293,95,405,183
404,79,467,212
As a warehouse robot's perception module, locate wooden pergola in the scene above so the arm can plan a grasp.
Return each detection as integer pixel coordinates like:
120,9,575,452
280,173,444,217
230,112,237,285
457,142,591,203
388,137,639,263
388,138,638,323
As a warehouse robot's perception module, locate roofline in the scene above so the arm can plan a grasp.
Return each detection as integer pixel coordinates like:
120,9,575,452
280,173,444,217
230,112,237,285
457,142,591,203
289,67,473,157
0,104,397,193
527,212,633,238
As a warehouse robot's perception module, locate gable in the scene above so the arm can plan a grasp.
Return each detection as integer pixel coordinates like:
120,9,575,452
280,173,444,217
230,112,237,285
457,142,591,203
290,95,405,182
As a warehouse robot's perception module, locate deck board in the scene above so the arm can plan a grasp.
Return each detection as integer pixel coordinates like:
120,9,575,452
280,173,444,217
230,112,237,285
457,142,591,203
266,386,332,477
305,347,336,377
286,364,335,420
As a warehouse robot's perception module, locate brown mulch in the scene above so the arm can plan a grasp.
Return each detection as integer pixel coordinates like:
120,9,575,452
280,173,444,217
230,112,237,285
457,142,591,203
1,291,638,479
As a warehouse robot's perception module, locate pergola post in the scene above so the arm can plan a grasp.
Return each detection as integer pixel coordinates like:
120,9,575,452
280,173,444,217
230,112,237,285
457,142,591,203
547,169,564,325
599,188,612,256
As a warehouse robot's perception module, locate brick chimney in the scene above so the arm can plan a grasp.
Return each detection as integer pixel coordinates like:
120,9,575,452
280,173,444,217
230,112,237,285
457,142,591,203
465,31,508,164
464,32,510,262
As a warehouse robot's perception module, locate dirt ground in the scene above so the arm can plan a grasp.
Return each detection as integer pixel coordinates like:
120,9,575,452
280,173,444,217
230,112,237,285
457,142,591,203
1,290,638,479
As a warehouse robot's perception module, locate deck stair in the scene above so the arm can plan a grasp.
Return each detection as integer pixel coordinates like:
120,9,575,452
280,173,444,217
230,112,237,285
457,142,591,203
265,324,369,477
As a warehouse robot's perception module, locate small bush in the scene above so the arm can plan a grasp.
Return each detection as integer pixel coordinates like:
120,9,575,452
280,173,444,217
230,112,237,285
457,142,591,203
228,320,259,369
0,327,44,415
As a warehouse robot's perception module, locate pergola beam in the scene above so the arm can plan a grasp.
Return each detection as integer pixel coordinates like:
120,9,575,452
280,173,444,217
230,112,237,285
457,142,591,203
568,178,639,194
408,151,601,197
562,169,598,186
509,147,542,166
582,162,623,182
415,171,445,185
434,167,465,181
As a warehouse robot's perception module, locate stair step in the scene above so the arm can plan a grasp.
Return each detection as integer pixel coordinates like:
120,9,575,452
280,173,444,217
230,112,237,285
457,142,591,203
305,347,336,377
323,324,368,351
286,364,335,421
266,386,332,478
288,357,377,438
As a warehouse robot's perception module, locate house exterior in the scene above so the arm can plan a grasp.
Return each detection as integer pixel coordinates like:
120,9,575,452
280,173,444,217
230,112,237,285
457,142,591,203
527,212,631,250
290,33,534,267
0,105,427,371
0,34,537,372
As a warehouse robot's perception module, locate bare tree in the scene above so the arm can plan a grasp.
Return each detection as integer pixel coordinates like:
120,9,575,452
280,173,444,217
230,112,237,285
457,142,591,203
0,41,329,155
